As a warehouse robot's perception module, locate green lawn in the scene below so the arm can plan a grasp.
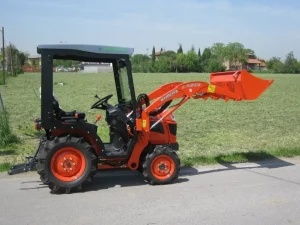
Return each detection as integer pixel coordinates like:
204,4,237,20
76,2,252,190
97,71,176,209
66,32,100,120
1,72,300,170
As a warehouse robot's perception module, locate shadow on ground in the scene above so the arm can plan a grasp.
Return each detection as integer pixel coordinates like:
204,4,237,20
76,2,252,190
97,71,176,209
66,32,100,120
18,152,296,194
180,152,295,177
19,171,190,193
85,172,190,192
0,150,16,156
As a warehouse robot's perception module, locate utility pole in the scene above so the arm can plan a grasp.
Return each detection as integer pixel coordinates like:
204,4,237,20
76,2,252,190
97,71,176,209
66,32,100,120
9,42,13,75
1,27,5,85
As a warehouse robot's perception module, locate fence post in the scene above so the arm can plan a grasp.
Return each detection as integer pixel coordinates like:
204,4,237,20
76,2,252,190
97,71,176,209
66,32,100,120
1,27,5,85
0,92,8,124
0,92,4,111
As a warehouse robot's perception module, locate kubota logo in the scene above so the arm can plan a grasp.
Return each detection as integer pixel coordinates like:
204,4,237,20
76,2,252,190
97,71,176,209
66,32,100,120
161,90,178,101
181,83,201,89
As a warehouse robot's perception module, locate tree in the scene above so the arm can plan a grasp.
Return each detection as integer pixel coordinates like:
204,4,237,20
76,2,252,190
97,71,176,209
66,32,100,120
284,51,300,73
206,43,227,72
225,42,247,70
175,53,187,72
4,43,28,74
266,56,286,73
190,45,195,52
266,57,281,70
202,48,212,61
266,52,300,74
18,51,29,66
201,48,212,71
197,48,202,72
210,42,226,60
246,48,257,58
206,56,226,72
131,54,149,64
5,44,19,73
185,49,198,72
154,56,173,73
128,54,151,73
272,60,285,73
151,46,156,64
197,48,201,58
177,44,183,54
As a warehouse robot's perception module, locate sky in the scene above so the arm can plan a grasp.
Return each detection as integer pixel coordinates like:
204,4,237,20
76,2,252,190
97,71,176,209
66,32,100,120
1,0,300,60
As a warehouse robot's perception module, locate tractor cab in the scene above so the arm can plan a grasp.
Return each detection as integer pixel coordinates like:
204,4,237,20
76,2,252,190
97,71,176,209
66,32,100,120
37,44,139,158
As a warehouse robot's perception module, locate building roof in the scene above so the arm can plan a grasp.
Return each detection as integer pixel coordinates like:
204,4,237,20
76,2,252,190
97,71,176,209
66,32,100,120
28,55,41,59
155,50,175,56
260,62,267,67
247,58,262,64
37,44,134,56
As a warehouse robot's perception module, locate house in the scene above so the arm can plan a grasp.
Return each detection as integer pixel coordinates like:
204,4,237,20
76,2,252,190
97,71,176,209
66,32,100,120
223,60,243,70
245,58,266,70
154,50,176,60
80,62,113,73
26,55,41,67
257,59,267,70
21,55,42,72
223,53,267,71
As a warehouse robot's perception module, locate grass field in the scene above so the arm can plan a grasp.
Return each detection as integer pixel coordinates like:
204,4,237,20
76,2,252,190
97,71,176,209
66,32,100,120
1,72,300,171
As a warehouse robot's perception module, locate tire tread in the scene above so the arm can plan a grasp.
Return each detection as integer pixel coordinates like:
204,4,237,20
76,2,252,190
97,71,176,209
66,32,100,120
36,135,97,194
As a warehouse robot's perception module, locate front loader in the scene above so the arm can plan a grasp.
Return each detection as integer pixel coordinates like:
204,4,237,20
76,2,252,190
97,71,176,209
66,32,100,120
8,44,274,194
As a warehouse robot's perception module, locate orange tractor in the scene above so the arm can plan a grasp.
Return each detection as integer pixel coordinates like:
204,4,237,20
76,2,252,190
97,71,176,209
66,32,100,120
8,44,274,194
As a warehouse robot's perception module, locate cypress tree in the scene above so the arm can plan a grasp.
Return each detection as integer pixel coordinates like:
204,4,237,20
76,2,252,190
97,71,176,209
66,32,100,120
151,46,156,64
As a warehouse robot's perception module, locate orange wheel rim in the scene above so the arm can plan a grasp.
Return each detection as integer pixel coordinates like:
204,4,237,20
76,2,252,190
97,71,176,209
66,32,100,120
151,155,175,180
50,147,86,182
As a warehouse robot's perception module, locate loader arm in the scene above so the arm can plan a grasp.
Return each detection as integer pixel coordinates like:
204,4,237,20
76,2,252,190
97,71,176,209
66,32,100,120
136,70,274,132
146,82,184,101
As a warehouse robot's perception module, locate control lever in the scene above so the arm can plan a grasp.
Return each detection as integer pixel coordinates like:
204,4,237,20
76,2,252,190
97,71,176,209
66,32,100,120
94,114,101,125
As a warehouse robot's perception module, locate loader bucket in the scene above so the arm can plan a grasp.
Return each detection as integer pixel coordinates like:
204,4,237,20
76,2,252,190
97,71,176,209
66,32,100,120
209,70,274,100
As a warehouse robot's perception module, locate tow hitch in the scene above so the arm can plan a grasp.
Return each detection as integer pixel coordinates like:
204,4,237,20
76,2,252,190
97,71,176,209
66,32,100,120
7,156,37,175
8,119,44,175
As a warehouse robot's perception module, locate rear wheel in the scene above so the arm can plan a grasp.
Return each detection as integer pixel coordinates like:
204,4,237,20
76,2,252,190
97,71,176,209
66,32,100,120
36,135,97,194
142,146,180,185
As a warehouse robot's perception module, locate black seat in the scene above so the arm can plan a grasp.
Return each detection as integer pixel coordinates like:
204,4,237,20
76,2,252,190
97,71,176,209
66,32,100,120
52,97,85,120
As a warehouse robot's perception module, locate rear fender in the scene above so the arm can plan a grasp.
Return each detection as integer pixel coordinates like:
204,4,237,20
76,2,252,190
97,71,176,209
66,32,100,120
50,129,103,156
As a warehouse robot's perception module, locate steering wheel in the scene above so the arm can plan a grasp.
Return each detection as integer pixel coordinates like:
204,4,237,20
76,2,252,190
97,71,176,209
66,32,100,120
91,94,113,110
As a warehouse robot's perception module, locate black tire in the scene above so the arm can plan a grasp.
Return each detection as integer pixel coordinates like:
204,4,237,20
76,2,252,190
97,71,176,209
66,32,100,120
36,135,97,194
142,145,180,185
137,149,148,174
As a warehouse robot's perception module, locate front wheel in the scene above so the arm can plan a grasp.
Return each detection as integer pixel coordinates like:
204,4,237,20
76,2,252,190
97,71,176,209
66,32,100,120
142,146,180,185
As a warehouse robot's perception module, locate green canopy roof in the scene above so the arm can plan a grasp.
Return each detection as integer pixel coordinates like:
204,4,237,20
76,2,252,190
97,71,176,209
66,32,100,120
37,44,134,56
